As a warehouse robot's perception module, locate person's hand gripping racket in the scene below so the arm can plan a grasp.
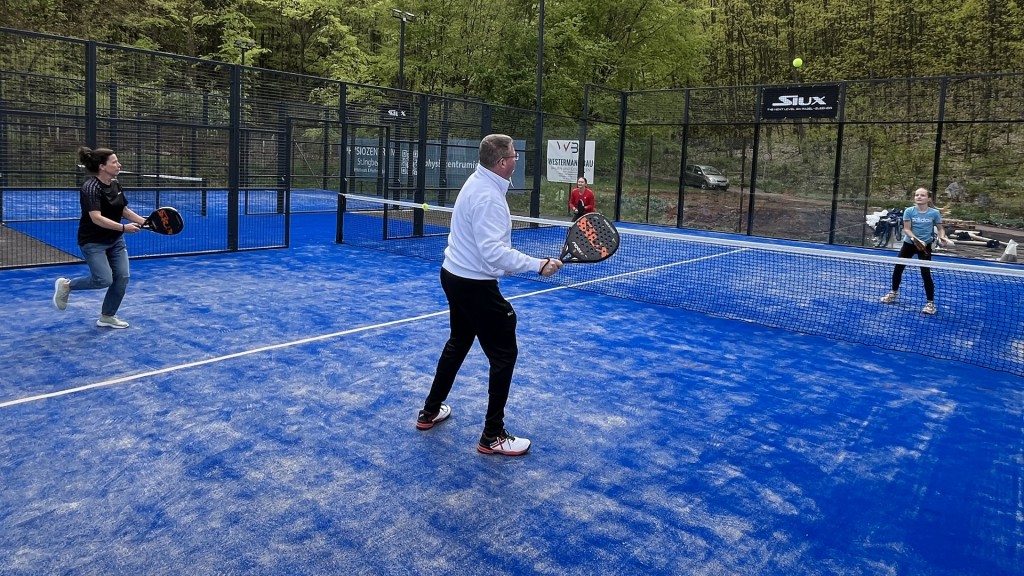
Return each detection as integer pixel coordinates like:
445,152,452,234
538,257,563,277
140,207,184,235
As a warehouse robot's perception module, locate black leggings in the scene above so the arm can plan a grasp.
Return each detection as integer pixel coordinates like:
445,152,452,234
891,241,934,300
424,268,518,437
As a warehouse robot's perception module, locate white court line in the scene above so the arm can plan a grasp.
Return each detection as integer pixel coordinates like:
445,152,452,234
1,249,745,409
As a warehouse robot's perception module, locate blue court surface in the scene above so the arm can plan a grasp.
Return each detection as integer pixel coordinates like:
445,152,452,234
1,221,1022,575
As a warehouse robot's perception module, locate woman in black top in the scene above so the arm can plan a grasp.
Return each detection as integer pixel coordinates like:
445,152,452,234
52,147,146,328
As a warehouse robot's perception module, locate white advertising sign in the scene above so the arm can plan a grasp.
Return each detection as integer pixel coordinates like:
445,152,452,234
546,140,595,184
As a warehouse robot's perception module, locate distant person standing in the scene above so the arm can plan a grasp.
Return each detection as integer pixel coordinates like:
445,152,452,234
416,134,564,456
52,147,146,328
880,187,949,315
568,176,596,221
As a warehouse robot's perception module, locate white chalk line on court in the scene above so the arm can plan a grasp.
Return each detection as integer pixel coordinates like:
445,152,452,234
1,249,744,409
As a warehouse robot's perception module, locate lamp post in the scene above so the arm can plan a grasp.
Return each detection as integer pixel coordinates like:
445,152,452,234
536,0,544,113
235,40,255,67
390,9,416,90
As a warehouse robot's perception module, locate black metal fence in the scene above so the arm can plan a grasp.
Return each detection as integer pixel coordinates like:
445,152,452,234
2,27,1022,269
586,77,1024,247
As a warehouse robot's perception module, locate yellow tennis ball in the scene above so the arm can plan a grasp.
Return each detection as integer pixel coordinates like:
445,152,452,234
792,57,803,68
421,203,430,211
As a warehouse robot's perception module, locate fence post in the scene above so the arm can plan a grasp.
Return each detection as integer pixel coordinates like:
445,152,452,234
531,110,542,218
413,93,428,236
0,72,5,220
614,90,627,222
337,83,348,244
439,98,451,206
85,42,97,148
283,119,293,247
676,88,690,228
747,87,763,235
227,63,241,251
932,77,948,197
577,84,589,183
828,82,847,244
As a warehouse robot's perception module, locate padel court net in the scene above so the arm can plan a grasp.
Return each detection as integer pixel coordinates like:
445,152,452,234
341,193,1024,377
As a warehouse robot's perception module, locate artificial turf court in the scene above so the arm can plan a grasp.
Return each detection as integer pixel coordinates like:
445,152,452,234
0,213,1022,575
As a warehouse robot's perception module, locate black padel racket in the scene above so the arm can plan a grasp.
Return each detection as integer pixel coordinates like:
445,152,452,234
559,212,620,263
142,207,184,235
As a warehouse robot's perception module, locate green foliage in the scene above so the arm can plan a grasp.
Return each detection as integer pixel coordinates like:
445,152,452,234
5,0,1021,107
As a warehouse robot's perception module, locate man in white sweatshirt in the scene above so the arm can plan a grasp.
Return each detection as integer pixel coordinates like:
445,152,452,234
415,134,564,456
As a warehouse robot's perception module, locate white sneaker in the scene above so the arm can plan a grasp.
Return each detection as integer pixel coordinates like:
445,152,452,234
477,429,531,456
416,404,451,430
53,278,70,311
921,302,936,315
880,291,898,304
96,315,130,329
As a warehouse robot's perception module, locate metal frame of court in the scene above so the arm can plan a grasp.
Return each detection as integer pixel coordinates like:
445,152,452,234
1,26,1023,269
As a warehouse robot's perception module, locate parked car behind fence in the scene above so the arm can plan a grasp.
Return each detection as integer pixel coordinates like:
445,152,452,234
685,164,729,190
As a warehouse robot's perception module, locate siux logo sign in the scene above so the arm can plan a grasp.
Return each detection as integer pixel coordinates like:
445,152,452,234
761,84,840,119
771,95,827,107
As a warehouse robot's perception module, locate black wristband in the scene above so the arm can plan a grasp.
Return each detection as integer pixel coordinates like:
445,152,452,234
538,258,550,276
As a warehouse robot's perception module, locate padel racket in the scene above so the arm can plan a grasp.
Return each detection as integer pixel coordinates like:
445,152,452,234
141,207,184,235
559,212,620,263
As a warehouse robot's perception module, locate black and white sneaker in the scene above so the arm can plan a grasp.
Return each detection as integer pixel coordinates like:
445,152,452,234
416,404,451,430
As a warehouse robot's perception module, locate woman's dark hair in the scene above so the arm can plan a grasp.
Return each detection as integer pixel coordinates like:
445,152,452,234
78,146,115,173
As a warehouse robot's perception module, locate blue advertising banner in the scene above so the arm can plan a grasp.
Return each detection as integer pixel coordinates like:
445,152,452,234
348,139,526,189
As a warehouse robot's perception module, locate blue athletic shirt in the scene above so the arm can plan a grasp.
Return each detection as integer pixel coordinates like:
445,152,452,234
902,206,942,244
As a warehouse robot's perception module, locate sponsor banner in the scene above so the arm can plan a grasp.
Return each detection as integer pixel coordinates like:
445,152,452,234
546,140,596,184
347,138,525,189
761,85,840,119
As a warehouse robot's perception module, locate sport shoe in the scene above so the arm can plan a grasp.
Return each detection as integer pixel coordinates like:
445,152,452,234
921,302,936,315
53,278,70,311
880,291,898,304
477,429,531,456
96,315,130,329
416,404,451,430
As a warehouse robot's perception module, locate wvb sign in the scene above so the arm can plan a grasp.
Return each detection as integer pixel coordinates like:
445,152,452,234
761,85,840,119
547,140,595,184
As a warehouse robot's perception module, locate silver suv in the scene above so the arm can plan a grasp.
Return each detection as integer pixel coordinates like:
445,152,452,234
684,164,729,190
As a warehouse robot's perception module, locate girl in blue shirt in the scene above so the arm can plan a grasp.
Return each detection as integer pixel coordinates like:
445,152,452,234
880,187,949,314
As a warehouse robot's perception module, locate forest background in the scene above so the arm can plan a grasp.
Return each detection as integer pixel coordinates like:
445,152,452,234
3,0,1023,116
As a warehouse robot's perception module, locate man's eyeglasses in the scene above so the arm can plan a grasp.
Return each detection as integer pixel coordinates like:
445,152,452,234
503,152,520,161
